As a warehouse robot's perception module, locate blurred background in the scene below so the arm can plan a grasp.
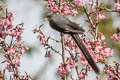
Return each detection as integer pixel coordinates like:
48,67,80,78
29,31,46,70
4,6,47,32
0,0,120,80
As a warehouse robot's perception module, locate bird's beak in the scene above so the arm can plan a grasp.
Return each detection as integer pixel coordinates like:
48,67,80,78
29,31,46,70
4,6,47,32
44,17,49,21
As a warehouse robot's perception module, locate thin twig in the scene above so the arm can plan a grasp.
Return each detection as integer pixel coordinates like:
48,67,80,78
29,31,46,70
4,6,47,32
95,23,99,39
6,8,8,18
94,0,99,39
10,37,14,47
61,33,65,64
75,66,80,80
43,43,62,56
61,33,66,80
83,6,95,28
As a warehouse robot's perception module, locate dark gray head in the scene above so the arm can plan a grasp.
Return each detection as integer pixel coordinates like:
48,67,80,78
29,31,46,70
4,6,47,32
46,13,57,20
46,13,64,21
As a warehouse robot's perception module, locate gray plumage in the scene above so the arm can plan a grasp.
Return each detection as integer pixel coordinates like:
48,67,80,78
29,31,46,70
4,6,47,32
47,13,100,74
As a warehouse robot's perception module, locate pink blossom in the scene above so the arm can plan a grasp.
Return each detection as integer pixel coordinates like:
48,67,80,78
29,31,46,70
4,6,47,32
12,77,20,80
111,33,120,43
14,66,19,73
21,47,25,54
57,64,71,76
7,29,17,37
6,46,15,55
65,64,71,73
78,71,85,79
88,65,93,71
64,36,75,53
94,44,103,53
47,0,79,16
0,18,9,27
45,51,51,57
57,58,76,76
0,37,4,41
67,58,76,68
75,0,84,7
0,13,13,28
71,8,78,16
33,27,40,32
16,36,22,42
7,13,14,21
76,34,113,66
6,64,13,72
99,33,105,41
61,4,71,15
37,34,46,44
14,56,21,66
23,46,29,50
104,66,111,74
11,46,16,53
108,75,119,80
114,2,120,11
37,34,45,41
81,57,88,65
89,0,93,5
0,8,30,79
48,1,59,13
97,12,105,20
22,74,32,80
103,47,113,57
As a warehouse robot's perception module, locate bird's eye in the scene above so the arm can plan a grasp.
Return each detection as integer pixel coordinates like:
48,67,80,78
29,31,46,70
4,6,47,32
47,15,51,18
47,13,52,18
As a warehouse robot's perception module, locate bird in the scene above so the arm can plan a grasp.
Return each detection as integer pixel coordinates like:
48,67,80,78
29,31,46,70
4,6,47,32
47,13,100,74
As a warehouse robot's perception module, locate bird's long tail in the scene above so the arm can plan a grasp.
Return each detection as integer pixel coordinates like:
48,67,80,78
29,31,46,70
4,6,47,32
71,34,100,74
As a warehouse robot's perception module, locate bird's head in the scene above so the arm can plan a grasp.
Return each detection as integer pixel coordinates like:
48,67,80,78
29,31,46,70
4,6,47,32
46,13,53,19
46,13,57,21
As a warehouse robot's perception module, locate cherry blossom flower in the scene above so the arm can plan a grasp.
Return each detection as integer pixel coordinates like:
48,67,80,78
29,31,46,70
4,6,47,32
89,0,93,5
0,10,30,79
111,33,120,43
57,58,76,76
104,63,120,80
37,34,46,44
61,4,71,15
57,63,71,76
71,8,78,16
67,58,77,68
97,12,105,21
45,50,51,57
114,2,120,11
76,33,113,67
48,1,59,13
21,73,32,80
99,33,105,41
78,71,85,79
46,0,79,16
64,36,75,53
75,0,84,7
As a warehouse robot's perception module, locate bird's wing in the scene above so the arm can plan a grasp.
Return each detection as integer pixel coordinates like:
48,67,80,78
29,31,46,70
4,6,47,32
68,22,85,32
53,15,85,34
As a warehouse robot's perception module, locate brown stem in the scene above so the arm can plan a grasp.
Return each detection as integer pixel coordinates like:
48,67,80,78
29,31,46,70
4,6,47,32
61,33,66,80
59,0,61,13
95,23,99,39
44,43,62,56
6,8,8,18
75,66,81,80
61,33,65,64
10,37,14,47
83,6,95,28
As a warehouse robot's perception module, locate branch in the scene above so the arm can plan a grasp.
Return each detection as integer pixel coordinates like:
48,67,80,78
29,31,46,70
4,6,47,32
61,33,66,80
